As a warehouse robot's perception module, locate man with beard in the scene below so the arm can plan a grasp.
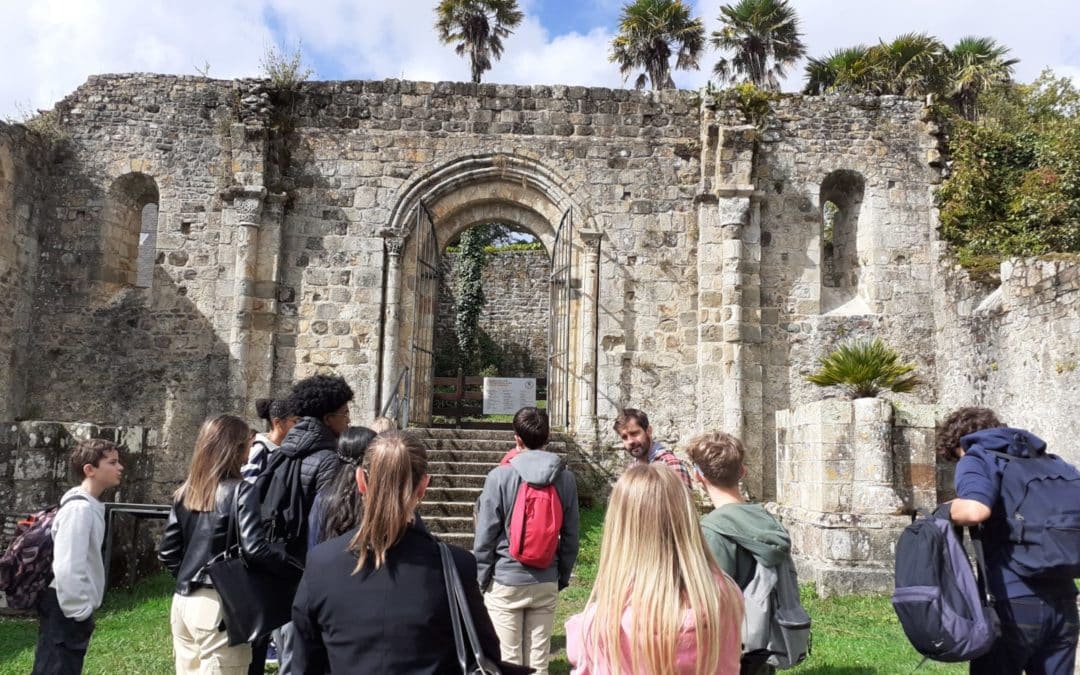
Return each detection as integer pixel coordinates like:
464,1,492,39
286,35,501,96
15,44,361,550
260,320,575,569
613,409,691,489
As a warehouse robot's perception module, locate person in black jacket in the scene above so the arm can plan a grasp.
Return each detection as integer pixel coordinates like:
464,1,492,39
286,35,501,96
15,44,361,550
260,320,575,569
159,415,294,675
292,431,513,675
263,374,353,674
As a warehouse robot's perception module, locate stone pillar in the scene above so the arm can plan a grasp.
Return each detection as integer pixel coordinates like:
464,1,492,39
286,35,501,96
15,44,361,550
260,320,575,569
246,192,286,405
225,187,266,414
701,124,765,498
575,229,602,435
379,236,405,415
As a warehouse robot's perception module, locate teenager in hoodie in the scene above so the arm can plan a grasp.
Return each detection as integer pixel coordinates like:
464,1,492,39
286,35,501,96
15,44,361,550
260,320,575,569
32,439,123,675
940,407,1079,675
473,406,580,675
686,431,792,675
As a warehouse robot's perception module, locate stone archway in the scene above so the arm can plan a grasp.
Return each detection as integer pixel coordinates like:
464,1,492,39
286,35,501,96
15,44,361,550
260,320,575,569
379,154,600,432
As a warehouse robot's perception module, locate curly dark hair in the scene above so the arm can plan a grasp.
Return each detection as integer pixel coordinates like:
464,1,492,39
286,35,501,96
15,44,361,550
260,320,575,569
255,398,296,431
287,374,354,419
936,406,1004,461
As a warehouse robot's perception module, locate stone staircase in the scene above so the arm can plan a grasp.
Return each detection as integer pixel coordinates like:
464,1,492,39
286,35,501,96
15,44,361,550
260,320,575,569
412,428,571,549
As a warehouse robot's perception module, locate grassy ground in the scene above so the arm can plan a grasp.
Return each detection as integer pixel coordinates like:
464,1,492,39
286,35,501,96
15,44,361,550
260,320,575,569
1,507,963,674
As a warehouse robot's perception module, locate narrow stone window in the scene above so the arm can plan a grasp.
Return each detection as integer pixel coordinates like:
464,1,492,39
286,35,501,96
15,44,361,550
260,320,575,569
819,170,865,311
99,173,159,290
136,203,159,288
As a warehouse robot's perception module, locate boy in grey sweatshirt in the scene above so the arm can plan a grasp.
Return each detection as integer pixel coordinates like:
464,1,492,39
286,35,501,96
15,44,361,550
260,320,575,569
687,430,792,675
32,439,123,675
473,407,579,675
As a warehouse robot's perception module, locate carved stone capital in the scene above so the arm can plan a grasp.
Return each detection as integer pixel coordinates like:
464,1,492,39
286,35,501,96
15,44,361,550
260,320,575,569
384,236,405,257
221,186,267,227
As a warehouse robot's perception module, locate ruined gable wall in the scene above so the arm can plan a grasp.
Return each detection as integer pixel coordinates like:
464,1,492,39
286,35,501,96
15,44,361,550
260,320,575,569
0,124,47,420
754,95,940,497
25,76,238,491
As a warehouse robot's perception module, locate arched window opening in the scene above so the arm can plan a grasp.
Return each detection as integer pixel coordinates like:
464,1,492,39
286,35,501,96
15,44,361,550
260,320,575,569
99,173,159,290
819,170,865,311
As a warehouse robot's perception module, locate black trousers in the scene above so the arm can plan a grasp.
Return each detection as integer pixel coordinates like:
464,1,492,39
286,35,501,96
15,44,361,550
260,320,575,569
31,587,95,675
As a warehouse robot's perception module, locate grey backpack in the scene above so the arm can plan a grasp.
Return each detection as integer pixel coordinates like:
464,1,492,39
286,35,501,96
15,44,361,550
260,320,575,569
741,553,812,669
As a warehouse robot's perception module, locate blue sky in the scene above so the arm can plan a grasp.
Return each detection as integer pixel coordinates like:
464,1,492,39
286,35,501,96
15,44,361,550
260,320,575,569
3,0,1079,119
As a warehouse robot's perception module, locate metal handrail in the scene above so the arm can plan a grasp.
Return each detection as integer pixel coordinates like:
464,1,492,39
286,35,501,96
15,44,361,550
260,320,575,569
379,366,411,429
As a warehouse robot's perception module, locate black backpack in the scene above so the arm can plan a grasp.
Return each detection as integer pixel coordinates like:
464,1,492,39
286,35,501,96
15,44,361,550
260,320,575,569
255,449,309,551
892,505,1000,663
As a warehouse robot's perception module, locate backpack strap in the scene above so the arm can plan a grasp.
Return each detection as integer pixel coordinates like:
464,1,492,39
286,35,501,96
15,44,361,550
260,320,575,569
58,494,88,509
968,526,996,608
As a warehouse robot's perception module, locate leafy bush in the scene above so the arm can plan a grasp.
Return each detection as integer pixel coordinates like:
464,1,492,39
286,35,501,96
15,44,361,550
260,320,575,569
260,41,314,90
705,81,777,126
937,70,1080,265
806,338,921,399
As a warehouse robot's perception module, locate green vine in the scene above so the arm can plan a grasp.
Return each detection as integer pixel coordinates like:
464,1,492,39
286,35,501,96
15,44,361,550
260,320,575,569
454,225,490,373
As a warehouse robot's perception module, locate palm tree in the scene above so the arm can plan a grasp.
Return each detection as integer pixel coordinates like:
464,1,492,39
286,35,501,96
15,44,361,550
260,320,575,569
948,36,1018,121
868,32,947,96
435,0,524,84
806,338,921,399
803,45,870,95
610,0,705,90
711,0,806,91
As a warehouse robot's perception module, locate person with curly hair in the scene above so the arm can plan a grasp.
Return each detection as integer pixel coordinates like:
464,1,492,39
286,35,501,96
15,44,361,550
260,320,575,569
264,373,354,674
940,406,1079,675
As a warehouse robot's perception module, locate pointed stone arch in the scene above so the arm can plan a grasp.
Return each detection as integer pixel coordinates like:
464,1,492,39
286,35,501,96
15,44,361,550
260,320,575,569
377,154,599,431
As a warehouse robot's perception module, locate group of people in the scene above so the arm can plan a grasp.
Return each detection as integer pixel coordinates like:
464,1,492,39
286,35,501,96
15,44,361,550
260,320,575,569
26,384,1079,674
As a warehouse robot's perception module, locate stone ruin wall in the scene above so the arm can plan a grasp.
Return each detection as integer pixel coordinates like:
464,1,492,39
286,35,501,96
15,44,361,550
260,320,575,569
0,73,1077,539
0,125,46,422
933,253,1080,467
436,250,550,378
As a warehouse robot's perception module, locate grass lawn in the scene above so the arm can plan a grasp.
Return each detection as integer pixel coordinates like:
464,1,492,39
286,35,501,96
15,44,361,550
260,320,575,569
1,506,963,674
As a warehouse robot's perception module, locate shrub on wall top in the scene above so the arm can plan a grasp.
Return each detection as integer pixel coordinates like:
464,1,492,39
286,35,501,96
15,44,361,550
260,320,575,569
807,338,921,399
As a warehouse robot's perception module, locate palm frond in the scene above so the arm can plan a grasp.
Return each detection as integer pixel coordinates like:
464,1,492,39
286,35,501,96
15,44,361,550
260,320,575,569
806,338,922,399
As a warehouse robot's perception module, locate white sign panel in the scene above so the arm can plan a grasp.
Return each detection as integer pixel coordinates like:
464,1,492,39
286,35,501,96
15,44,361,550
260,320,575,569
483,378,537,415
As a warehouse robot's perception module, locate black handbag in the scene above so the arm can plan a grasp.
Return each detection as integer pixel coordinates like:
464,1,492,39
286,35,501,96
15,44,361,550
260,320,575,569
204,483,303,646
438,542,503,675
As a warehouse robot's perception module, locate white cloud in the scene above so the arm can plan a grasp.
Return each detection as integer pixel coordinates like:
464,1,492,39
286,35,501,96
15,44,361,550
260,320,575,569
3,0,1079,120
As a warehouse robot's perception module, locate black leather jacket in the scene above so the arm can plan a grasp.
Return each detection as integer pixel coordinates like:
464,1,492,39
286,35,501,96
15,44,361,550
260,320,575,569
158,479,294,595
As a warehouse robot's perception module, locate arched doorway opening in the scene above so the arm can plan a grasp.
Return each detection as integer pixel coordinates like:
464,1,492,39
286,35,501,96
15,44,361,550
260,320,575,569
378,155,591,432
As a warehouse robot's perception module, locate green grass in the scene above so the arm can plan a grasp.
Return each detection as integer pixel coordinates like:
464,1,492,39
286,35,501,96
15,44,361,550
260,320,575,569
0,508,964,674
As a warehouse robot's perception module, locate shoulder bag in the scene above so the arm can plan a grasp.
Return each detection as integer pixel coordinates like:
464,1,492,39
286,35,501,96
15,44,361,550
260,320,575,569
438,541,503,675
204,483,303,646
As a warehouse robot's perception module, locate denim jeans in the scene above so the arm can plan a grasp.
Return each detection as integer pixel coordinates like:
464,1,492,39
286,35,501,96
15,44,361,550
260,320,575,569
31,587,95,675
971,593,1079,675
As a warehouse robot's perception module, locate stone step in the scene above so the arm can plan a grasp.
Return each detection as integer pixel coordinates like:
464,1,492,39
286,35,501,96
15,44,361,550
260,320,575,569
424,487,483,502
410,428,518,441
427,474,488,488
427,461,501,475
418,501,475,518
426,449,507,464
423,515,474,533
421,438,567,453
434,532,475,549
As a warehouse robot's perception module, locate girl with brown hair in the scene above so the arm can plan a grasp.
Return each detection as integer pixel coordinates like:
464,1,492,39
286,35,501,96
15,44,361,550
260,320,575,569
291,431,514,674
158,415,293,675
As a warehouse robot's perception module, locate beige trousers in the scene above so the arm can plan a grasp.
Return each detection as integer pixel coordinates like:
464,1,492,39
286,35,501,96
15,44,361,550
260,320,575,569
170,588,252,675
483,581,559,675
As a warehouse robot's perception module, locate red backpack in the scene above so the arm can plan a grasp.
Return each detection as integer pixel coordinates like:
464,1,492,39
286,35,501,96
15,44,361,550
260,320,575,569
502,452,564,569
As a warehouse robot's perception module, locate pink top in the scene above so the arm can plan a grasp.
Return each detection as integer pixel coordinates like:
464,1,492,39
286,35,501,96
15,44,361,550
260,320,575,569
565,601,741,675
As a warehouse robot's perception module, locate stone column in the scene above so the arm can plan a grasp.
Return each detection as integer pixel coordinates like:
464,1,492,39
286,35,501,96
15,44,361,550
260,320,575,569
379,236,405,415
245,192,286,405
699,124,765,498
575,229,602,435
225,187,265,414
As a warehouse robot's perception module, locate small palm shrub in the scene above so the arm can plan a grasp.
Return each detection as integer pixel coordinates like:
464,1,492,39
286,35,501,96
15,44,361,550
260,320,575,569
806,338,921,399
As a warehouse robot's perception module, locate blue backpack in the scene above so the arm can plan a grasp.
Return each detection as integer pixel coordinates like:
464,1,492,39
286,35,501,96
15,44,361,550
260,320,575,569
986,448,1080,579
891,505,1000,662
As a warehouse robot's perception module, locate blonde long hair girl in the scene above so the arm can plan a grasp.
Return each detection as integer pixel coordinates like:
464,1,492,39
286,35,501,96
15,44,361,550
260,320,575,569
174,414,250,511
348,431,429,570
570,464,744,675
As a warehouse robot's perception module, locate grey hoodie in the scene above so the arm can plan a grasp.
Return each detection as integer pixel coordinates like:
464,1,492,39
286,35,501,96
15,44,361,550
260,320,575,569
473,449,580,590
701,503,791,590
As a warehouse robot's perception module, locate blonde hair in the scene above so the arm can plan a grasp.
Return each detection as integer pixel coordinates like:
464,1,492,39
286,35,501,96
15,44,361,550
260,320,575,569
349,431,427,571
583,464,743,675
175,415,250,511
369,416,398,434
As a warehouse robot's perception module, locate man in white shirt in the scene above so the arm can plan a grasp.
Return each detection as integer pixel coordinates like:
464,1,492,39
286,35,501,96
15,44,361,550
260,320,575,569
32,438,123,675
